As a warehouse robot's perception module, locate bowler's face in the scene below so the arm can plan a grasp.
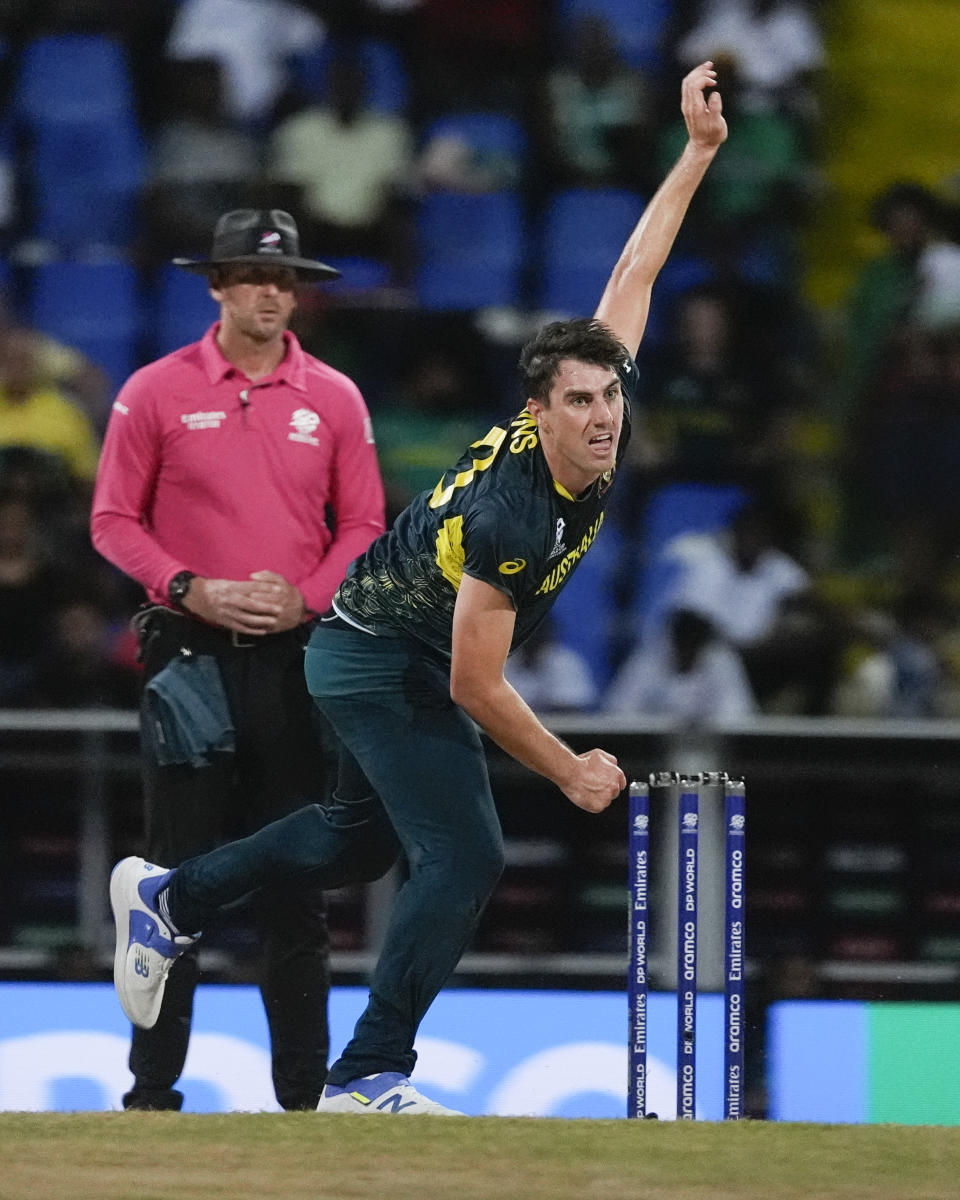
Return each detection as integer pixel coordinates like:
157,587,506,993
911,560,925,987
211,266,298,342
527,359,623,495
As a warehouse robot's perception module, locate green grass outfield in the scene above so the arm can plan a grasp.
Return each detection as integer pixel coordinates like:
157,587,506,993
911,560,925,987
2,1113,960,1200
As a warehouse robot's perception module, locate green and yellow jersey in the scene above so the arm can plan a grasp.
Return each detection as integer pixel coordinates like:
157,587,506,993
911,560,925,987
334,359,636,657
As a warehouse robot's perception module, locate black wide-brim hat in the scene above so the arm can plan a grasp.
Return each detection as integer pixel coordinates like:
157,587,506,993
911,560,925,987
173,209,341,281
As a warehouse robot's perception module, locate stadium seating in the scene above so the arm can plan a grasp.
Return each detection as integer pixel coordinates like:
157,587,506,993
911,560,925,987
151,265,218,360
12,34,136,126
640,251,714,348
632,481,750,640
27,120,145,250
415,190,526,311
0,114,12,243
12,34,145,251
537,187,643,316
289,37,410,113
554,0,672,72
420,111,529,188
322,256,392,294
28,259,141,396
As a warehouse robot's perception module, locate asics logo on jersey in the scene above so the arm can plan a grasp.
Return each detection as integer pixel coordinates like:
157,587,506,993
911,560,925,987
498,559,526,575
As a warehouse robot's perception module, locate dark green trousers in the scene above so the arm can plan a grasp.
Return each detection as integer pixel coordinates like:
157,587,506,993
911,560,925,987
169,622,504,1085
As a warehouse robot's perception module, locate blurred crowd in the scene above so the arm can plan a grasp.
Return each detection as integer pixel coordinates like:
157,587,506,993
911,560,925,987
2,0,960,721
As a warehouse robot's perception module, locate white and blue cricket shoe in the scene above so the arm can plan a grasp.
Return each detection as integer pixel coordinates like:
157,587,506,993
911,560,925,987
110,856,196,1029
316,1073,464,1116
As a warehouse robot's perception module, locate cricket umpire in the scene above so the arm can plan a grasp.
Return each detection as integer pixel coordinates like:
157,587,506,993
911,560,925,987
91,209,385,1110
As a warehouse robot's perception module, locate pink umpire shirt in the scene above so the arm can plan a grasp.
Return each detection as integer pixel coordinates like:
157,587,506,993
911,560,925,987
91,324,385,614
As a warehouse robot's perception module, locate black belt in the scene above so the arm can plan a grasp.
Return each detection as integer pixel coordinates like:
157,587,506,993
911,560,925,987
134,604,309,654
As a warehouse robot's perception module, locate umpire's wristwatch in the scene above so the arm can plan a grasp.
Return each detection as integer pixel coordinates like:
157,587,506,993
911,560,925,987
168,570,196,611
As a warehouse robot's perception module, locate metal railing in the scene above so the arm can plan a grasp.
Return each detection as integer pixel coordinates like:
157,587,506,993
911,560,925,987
3,708,960,988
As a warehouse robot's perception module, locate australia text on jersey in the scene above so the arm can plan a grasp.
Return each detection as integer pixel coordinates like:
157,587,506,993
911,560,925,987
535,513,604,595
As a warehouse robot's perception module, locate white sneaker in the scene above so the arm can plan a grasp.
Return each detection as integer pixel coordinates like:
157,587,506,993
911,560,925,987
110,856,196,1029
316,1072,464,1115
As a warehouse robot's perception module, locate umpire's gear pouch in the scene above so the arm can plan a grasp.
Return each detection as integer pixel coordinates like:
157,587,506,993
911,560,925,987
144,652,235,768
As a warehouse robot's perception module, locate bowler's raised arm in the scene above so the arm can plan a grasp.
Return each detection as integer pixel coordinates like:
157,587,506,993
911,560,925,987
594,61,728,358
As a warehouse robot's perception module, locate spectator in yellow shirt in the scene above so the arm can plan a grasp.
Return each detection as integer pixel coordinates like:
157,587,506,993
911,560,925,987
0,328,101,483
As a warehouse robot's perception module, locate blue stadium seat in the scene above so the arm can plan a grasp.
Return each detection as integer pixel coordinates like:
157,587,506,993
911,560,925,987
13,34,136,125
421,112,529,188
555,0,672,72
289,37,410,113
642,483,749,562
640,252,714,348
633,482,750,641
415,191,526,311
13,34,144,248
151,265,218,359
0,114,12,240
28,260,141,396
537,188,643,316
322,256,392,293
13,35,145,250
28,119,145,249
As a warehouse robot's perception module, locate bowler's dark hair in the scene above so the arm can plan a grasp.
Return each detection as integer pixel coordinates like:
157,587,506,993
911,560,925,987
519,318,627,403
